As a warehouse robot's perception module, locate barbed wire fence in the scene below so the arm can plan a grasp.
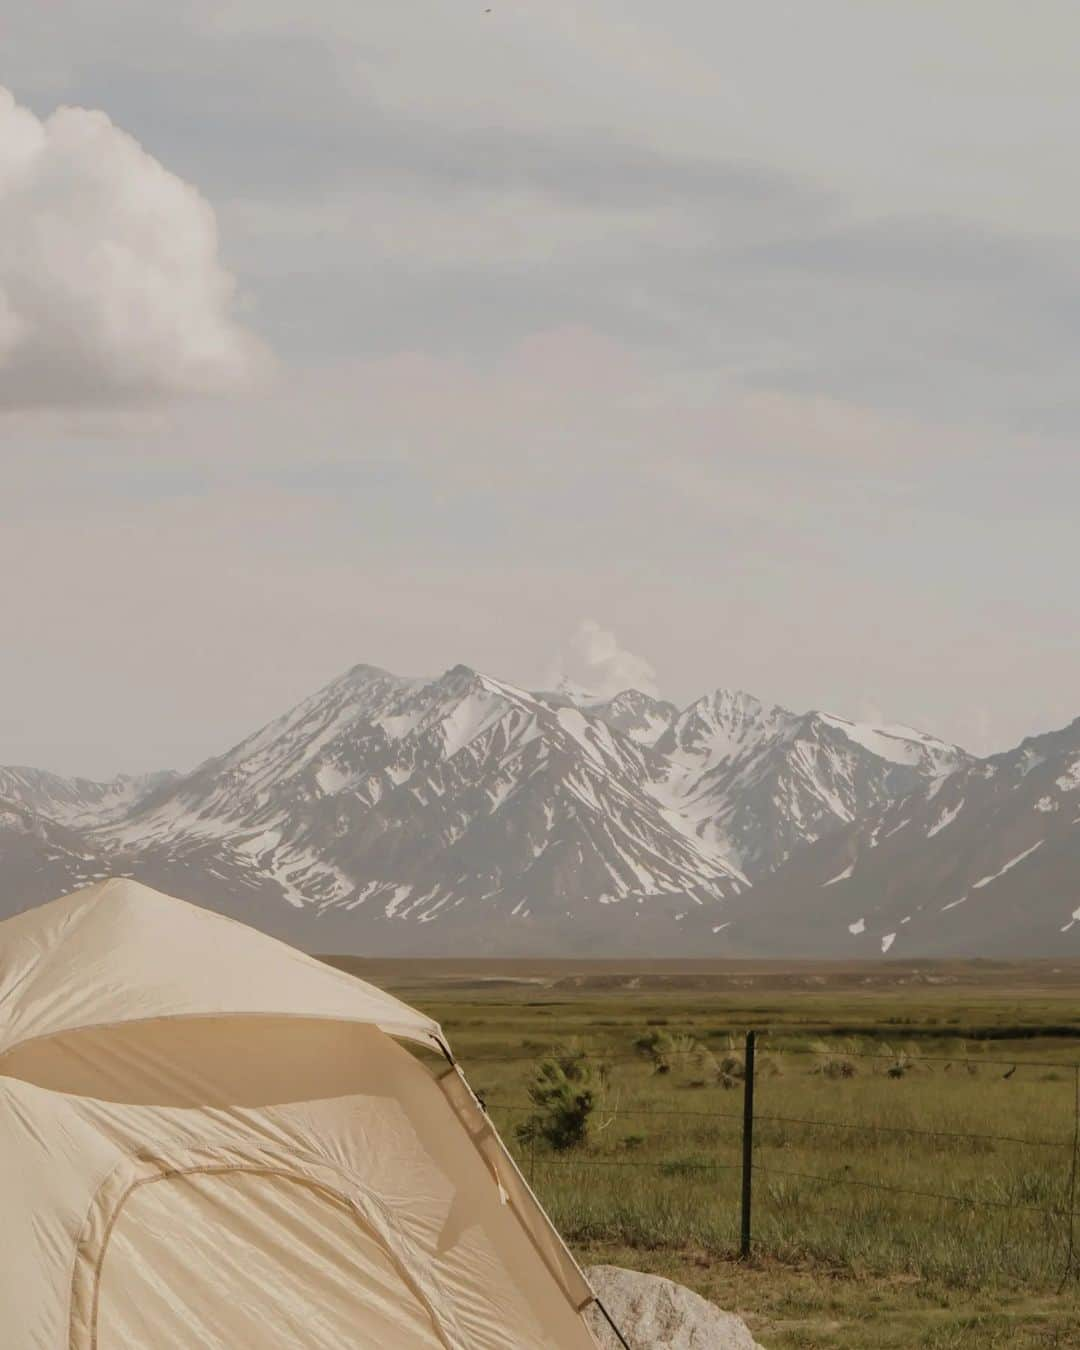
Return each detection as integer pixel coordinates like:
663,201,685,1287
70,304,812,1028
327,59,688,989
473,1035,1080,1287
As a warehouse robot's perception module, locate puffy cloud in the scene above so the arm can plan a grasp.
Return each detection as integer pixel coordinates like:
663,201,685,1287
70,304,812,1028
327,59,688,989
0,86,267,409
552,619,659,700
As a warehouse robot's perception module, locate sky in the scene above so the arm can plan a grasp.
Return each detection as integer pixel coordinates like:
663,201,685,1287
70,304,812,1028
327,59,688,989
2,1,1079,777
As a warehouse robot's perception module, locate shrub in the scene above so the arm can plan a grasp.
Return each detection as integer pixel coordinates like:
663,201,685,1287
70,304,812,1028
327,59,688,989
634,1028,698,1074
515,1046,605,1152
815,1056,857,1079
718,1053,745,1080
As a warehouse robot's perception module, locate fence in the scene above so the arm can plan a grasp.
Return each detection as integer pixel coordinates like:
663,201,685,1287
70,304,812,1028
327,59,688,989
474,1032,1080,1290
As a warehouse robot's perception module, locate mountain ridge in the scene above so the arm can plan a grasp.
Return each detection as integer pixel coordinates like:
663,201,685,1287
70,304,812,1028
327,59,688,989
1,660,1073,956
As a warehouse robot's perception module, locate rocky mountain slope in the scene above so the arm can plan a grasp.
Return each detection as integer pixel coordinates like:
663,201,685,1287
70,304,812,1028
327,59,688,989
0,794,117,903
644,691,967,878
90,664,747,952
718,717,1080,958
0,766,178,828
2,660,1074,956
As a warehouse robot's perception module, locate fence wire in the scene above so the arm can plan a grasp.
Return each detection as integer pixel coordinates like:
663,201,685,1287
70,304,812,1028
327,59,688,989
478,1031,1080,1283
750,1162,1078,1218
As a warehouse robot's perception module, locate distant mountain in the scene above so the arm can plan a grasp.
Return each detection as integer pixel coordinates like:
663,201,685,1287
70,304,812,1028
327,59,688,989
5,659,1073,956
719,717,1080,958
0,766,179,828
0,794,117,902
572,690,679,748
89,664,745,952
645,692,969,879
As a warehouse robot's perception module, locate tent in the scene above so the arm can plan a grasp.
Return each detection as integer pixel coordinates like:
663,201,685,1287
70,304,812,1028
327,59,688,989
0,878,620,1348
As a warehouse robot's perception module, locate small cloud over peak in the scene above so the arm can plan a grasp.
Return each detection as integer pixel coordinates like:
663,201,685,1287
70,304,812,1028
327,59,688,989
548,619,659,701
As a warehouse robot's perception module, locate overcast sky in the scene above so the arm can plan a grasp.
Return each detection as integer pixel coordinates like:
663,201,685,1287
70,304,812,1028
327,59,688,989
3,1,1079,777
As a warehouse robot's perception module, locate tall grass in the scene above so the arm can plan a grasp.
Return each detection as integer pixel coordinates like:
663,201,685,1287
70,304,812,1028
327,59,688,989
475,1037,1079,1289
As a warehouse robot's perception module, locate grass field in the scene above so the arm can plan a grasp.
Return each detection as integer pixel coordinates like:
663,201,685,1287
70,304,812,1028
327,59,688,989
329,957,1080,1347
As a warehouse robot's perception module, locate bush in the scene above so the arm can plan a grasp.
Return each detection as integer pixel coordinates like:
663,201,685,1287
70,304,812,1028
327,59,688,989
815,1056,857,1079
718,1053,745,1081
515,1046,606,1152
634,1028,702,1075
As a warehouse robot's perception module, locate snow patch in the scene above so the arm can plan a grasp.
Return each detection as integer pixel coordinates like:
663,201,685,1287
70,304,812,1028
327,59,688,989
439,690,507,758
315,764,349,795
927,799,963,837
556,707,606,766
817,713,958,774
824,862,855,886
971,840,1044,890
383,884,414,917
236,828,283,858
1056,760,1080,793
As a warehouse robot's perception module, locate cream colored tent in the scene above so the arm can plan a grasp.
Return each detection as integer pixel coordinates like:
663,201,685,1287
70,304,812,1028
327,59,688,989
0,878,618,1348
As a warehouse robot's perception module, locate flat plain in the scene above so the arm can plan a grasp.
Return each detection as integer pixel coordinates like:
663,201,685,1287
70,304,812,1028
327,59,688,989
327,956,1080,1348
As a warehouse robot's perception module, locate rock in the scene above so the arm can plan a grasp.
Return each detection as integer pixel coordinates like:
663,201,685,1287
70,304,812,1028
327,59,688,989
585,1265,765,1349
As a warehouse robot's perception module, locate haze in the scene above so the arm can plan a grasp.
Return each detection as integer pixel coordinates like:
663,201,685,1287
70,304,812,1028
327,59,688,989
3,1,1078,778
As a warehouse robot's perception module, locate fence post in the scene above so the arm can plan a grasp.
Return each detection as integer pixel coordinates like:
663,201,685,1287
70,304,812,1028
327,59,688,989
1060,1064,1080,1291
740,1030,757,1260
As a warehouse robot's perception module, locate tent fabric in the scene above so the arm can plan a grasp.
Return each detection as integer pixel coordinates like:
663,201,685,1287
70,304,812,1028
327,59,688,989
0,877,442,1055
0,880,601,1348
94,1169,448,1349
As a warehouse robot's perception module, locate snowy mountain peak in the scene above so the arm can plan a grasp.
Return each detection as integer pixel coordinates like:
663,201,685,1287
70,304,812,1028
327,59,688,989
340,661,400,684
641,689,971,879
0,766,179,830
659,688,794,764
2,658,983,955
579,689,679,747
812,712,966,778
69,658,749,949
727,711,1080,959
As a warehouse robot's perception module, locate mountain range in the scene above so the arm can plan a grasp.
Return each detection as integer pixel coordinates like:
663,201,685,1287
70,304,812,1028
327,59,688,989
1,662,1076,956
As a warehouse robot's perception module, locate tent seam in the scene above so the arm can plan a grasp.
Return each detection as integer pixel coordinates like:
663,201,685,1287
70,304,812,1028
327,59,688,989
69,1150,467,1350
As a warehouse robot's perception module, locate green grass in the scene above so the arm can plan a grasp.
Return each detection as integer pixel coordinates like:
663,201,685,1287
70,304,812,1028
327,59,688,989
474,1043,1077,1291
331,959,1080,1346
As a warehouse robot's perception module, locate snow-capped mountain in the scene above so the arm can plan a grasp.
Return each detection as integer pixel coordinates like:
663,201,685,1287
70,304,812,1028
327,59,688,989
0,766,178,829
561,689,678,747
644,691,969,878
0,794,117,904
719,716,1080,958
9,658,1074,956
87,664,746,952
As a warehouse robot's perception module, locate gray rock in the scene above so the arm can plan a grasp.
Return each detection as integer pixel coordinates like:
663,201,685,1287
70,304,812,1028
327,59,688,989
585,1264,765,1349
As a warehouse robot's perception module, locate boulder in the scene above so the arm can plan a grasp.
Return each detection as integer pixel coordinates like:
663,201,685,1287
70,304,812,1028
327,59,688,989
585,1265,764,1350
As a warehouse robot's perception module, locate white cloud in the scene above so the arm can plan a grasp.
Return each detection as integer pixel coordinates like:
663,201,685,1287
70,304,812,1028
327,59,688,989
0,86,267,409
551,619,659,700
